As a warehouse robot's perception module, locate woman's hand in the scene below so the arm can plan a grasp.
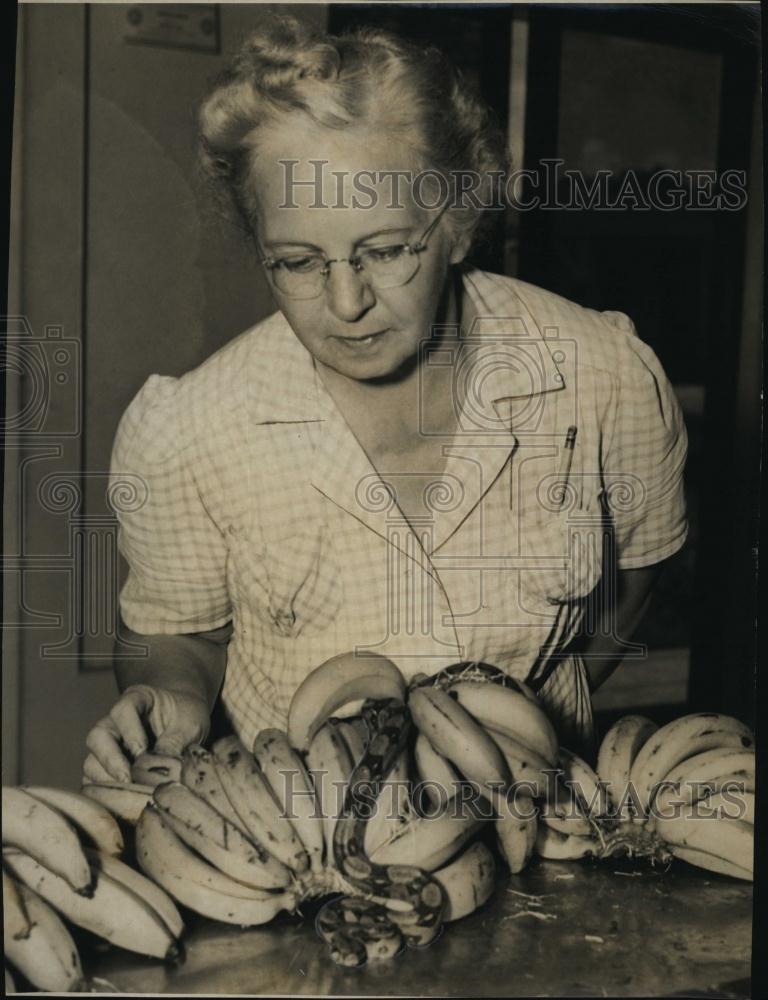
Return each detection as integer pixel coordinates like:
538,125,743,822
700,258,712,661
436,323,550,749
84,685,210,784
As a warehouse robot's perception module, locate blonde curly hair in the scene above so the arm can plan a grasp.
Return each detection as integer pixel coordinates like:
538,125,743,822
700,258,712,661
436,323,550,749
198,14,509,249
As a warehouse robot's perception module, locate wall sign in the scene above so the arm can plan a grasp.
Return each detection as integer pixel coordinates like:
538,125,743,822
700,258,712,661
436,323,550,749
124,4,219,54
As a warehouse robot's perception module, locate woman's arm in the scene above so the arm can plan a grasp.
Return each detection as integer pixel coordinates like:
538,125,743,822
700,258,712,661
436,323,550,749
84,621,231,782
575,563,664,693
114,621,231,708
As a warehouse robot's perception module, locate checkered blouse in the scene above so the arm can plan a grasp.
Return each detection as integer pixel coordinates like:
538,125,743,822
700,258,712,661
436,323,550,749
110,267,688,756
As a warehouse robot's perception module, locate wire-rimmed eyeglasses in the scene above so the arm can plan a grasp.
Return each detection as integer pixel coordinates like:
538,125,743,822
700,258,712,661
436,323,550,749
259,204,449,300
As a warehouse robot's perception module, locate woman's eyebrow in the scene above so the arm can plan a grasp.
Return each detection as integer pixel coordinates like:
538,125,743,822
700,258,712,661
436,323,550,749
263,225,414,252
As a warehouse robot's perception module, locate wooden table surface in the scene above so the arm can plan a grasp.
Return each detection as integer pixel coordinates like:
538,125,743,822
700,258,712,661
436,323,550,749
88,855,752,997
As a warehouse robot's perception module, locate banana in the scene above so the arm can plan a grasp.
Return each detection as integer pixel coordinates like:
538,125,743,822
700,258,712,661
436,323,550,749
253,729,325,874
180,745,251,833
135,806,297,925
657,747,755,796
3,848,180,961
451,681,559,766
369,797,483,871
484,728,557,798
3,871,84,992
131,752,183,788
408,686,510,796
22,785,124,857
363,750,414,858
152,781,291,890
654,809,753,877
629,714,754,817
558,748,609,819
306,722,354,864
211,736,310,875
670,846,752,882
81,781,153,825
3,869,33,940
83,847,185,939
334,718,368,767
691,789,755,825
432,840,496,922
2,787,93,895
535,825,600,861
596,714,658,816
538,778,593,838
287,652,406,752
653,772,755,826
495,795,538,874
413,733,461,808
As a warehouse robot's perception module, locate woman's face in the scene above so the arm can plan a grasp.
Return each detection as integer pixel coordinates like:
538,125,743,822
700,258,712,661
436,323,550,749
248,120,470,382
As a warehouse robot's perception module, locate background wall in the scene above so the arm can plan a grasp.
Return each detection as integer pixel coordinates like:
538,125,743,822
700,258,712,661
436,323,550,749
5,3,328,787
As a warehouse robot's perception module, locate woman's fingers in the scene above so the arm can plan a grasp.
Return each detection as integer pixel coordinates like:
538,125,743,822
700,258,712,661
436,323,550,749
84,721,132,783
109,688,155,759
82,752,117,784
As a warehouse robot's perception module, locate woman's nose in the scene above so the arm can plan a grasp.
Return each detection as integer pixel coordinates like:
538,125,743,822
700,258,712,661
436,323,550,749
324,261,376,321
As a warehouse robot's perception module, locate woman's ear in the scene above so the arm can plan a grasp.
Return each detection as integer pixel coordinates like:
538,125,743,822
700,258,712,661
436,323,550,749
449,224,474,265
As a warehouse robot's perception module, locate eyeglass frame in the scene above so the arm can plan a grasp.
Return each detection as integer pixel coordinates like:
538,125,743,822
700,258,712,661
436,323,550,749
257,202,450,299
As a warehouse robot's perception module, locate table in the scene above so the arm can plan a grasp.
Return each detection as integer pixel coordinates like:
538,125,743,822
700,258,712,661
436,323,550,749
89,856,752,997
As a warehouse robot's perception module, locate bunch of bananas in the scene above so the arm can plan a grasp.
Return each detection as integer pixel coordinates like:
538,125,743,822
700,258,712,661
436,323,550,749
126,655,505,963
528,713,755,881
2,784,183,992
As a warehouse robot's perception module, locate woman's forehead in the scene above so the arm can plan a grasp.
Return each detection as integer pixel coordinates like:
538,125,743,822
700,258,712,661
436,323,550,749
249,119,424,213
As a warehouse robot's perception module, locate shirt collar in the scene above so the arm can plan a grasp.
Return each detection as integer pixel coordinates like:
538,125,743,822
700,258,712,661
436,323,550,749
247,267,566,427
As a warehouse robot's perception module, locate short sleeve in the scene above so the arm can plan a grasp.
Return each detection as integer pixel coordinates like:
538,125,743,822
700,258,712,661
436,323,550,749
109,375,232,634
601,312,689,569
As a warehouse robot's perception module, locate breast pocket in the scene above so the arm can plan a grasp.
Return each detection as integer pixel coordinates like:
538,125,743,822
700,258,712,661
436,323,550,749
520,483,606,609
226,521,342,638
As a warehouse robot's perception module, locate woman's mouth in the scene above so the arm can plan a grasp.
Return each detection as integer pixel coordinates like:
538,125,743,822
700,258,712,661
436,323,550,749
335,329,390,350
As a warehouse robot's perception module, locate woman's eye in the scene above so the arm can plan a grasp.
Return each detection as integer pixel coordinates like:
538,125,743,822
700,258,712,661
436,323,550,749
363,245,406,263
279,255,322,273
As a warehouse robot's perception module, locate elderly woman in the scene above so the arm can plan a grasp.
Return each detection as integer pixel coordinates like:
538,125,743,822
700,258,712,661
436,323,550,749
84,16,687,781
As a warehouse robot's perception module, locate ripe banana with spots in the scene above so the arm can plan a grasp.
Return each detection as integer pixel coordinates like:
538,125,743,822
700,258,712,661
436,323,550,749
2,786,93,895
287,651,406,752
450,681,559,766
130,752,183,788
83,847,185,939
596,715,658,817
253,728,325,874
535,825,601,861
363,748,414,858
495,793,538,873
152,781,292,890
135,805,298,925
432,840,496,922
653,806,753,880
81,781,153,825
22,785,124,857
628,713,753,818
413,733,461,808
180,744,250,833
651,747,755,825
212,735,310,875
334,718,368,766
3,870,84,993
3,847,180,961
408,686,510,796
368,797,483,871
307,721,355,863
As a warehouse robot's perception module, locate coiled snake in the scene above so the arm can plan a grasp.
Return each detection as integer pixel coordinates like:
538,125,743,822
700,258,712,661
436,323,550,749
315,697,445,967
